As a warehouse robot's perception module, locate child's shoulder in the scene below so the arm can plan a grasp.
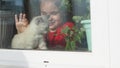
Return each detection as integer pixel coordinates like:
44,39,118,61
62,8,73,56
56,22,74,33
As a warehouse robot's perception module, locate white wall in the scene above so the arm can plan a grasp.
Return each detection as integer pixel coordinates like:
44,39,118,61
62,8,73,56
109,0,120,68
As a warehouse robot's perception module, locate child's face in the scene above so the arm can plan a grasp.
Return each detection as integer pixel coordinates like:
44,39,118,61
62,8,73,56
40,1,62,32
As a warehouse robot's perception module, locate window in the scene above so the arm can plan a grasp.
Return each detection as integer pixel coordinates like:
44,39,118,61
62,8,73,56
0,0,91,52
0,0,109,67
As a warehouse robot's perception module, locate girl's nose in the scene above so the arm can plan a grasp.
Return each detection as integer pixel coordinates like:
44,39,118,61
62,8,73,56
48,15,52,21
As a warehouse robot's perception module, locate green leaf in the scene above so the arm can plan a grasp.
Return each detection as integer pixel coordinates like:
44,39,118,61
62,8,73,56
65,39,71,50
70,30,74,36
70,41,76,50
62,26,70,34
75,34,80,41
72,16,82,23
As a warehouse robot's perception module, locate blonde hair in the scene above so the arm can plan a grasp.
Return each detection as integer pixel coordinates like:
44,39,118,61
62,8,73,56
40,0,73,22
40,0,61,9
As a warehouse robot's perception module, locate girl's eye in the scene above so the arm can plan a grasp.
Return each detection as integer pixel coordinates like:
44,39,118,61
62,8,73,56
41,12,47,15
51,11,59,15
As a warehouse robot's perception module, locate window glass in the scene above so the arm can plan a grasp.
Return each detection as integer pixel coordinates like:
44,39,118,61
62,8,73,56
0,0,91,52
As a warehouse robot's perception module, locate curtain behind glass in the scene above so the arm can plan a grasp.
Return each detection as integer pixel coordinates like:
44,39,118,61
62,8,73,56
0,0,24,48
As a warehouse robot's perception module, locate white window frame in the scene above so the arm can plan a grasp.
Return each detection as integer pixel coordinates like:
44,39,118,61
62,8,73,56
0,0,111,68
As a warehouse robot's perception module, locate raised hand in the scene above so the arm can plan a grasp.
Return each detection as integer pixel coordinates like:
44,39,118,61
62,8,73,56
15,13,29,33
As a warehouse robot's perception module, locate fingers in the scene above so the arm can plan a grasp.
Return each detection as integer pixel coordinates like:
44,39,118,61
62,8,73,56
15,13,29,33
15,13,27,22
23,13,26,19
15,13,28,24
15,14,20,30
19,13,23,22
22,14,29,26
15,14,18,23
